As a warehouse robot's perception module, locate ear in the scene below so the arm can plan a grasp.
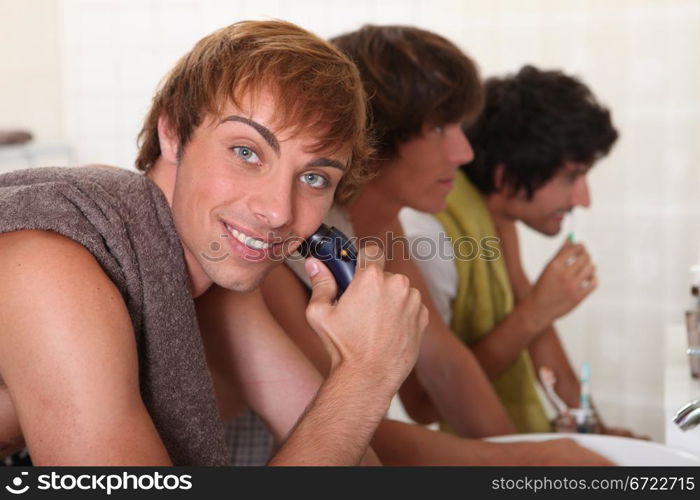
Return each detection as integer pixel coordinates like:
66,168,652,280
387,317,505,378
157,115,179,165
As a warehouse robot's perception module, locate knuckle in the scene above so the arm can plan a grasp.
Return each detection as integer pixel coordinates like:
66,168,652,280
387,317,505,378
314,276,335,289
407,287,422,307
396,273,410,289
360,263,382,282
388,272,410,291
420,304,429,326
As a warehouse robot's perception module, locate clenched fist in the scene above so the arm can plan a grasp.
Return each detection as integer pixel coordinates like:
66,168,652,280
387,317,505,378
304,243,428,392
528,241,597,329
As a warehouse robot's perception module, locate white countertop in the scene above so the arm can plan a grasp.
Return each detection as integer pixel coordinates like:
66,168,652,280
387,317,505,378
664,324,700,454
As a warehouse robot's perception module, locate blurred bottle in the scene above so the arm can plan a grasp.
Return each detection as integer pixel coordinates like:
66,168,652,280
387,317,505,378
685,265,700,378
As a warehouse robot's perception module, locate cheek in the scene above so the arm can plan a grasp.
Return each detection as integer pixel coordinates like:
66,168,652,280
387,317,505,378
530,188,562,215
294,196,335,238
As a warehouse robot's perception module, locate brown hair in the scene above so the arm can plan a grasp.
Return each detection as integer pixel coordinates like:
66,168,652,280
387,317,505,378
136,20,372,204
331,25,483,161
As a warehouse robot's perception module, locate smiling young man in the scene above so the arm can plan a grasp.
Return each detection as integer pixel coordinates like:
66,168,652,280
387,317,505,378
400,65,635,435
0,20,427,465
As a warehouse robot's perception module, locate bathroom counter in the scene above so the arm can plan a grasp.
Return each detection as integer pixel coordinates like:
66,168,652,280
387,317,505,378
665,324,700,454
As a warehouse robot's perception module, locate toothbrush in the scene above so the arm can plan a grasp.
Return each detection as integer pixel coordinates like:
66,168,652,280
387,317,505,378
579,362,591,410
539,366,569,417
567,210,576,243
574,362,594,432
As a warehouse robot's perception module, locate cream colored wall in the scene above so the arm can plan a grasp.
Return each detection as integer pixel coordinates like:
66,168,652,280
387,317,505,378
0,0,63,143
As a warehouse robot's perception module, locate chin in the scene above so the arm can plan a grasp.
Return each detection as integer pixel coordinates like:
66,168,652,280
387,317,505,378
215,274,263,293
207,260,272,293
411,198,447,215
540,223,563,237
522,219,562,237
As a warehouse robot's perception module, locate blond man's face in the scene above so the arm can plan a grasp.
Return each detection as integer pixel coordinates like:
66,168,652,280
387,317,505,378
170,91,348,292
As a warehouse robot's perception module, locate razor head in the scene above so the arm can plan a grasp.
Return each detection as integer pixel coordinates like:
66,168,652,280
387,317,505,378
299,223,357,296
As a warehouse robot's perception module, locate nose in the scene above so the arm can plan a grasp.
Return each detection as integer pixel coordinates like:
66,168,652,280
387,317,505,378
447,127,474,167
248,174,294,229
572,176,591,208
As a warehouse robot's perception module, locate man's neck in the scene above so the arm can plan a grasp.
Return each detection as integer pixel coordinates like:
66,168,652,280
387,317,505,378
483,191,516,229
347,177,402,239
146,159,213,298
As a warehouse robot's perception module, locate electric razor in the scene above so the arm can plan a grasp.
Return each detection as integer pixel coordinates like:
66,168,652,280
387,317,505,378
298,223,357,297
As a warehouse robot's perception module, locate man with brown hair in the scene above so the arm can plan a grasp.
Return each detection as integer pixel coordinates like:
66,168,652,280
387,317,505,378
0,20,427,465
261,24,613,465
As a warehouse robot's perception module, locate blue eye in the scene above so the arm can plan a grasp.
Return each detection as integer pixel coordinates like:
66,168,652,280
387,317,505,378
300,172,329,189
232,146,261,164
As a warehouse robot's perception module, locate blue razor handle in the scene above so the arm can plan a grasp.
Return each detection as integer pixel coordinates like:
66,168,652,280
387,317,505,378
299,224,357,297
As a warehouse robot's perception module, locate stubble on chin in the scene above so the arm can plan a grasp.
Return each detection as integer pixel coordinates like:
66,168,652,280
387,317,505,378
214,263,276,293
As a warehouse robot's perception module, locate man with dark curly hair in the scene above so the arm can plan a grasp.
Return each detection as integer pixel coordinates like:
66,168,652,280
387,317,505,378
401,65,637,436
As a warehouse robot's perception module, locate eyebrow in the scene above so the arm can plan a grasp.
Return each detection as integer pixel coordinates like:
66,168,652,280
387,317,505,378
220,115,346,171
571,166,590,175
219,115,280,155
306,157,346,171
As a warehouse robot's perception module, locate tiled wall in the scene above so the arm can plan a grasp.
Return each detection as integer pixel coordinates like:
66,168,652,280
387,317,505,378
50,0,700,440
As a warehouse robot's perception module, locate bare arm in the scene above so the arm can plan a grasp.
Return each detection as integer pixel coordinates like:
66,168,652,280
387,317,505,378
261,264,613,464
259,266,328,376
262,236,512,438
206,245,424,465
198,283,381,465
262,264,442,456
492,220,582,404
269,247,426,465
262,263,443,427
497,223,642,438
457,218,590,390
0,231,171,465
372,419,613,466
198,286,329,444
386,255,515,437
0,384,23,459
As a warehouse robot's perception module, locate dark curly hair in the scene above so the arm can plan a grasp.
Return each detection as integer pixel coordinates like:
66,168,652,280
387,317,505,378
463,65,618,199
331,25,483,162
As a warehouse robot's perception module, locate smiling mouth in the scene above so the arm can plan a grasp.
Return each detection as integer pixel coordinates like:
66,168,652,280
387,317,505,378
223,222,272,250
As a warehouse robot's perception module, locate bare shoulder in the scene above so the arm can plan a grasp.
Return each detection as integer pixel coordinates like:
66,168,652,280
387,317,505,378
0,229,105,276
0,230,164,464
0,229,136,374
0,230,129,328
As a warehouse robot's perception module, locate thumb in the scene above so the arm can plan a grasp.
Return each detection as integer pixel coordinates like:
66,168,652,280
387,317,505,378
306,257,338,307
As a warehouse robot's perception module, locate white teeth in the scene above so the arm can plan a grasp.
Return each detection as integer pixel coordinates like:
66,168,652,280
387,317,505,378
225,224,270,250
